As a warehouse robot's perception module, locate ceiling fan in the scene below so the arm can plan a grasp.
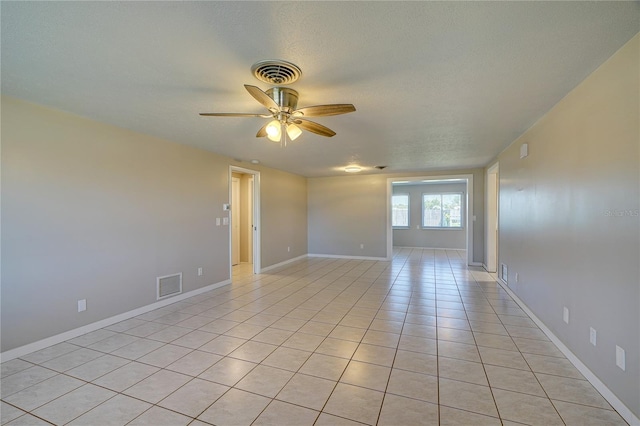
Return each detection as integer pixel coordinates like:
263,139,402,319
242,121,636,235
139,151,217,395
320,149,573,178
200,85,356,143
199,60,356,144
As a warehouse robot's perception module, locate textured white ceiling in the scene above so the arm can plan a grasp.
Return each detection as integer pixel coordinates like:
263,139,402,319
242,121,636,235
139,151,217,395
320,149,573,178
2,1,638,177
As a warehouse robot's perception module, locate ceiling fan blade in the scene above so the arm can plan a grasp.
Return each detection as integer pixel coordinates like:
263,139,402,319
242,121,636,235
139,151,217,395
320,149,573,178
293,104,356,117
200,112,272,117
256,122,269,138
294,118,336,137
244,84,279,111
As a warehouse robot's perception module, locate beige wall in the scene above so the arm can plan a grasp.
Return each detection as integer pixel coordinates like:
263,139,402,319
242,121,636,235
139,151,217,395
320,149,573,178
494,34,639,417
1,97,307,352
308,169,484,262
259,167,308,266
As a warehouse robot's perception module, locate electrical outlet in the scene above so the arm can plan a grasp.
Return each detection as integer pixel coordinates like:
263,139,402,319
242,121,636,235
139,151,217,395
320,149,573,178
216,218,220,226
515,273,519,283
77,299,87,312
616,345,626,370
198,267,203,276
563,307,569,324
287,246,290,252
360,243,364,249
589,327,597,346
223,217,229,225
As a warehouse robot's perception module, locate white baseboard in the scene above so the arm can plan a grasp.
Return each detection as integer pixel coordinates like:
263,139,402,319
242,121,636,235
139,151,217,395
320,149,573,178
0,278,231,363
307,253,387,261
259,255,308,273
469,262,483,267
393,246,466,251
260,253,389,273
496,280,640,426
482,264,498,274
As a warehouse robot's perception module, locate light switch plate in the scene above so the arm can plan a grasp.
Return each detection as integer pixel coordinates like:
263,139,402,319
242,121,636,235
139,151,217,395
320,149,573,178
78,299,87,312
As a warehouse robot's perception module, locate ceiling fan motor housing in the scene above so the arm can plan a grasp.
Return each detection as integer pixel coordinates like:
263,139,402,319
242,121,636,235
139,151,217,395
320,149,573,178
266,87,299,112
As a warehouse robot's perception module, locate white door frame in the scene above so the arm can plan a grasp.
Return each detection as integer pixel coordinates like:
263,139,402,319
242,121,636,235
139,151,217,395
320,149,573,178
247,176,254,264
229,166,261,274
486,163,499,272
231,177,241,266
386,174,475,265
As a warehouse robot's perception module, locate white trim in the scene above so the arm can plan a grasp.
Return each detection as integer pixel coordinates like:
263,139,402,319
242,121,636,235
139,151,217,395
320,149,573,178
0,278,231,363
387,174,474,265
259,255,308,273
485,162,499,273
393,246,466,251
308,253,387,261
419,227,466,231
469,262,483,267
496,280,640,426
229,166,261,274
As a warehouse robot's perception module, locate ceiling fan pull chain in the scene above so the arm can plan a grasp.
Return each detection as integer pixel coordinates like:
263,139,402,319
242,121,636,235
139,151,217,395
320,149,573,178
282,122,287,148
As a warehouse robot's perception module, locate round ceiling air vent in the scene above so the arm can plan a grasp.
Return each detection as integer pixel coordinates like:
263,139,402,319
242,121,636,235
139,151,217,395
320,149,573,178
251,60,302,85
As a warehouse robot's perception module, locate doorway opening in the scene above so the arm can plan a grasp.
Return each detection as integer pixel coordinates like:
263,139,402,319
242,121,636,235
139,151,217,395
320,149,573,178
229,166,260,280
386,174,475,265
486,163,499,273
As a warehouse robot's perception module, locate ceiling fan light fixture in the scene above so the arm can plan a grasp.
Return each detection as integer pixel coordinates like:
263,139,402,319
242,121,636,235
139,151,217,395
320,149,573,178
286,124,302,141
266,120,282,142
344,165,362,173
200,82,356,144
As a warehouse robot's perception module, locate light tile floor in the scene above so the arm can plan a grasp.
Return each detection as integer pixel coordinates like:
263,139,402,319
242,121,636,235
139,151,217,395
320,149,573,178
1,249,629,425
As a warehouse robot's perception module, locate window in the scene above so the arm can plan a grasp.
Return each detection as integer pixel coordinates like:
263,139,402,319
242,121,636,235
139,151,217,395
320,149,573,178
422,193,463,228
392,194,410,227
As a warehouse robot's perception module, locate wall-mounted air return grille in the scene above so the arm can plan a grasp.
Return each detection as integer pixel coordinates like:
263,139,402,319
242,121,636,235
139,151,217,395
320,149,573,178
251,60,302,85
157,273,182,300
501,264,508,284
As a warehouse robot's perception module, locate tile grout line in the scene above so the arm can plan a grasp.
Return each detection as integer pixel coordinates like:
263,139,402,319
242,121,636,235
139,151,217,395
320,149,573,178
447,248,504,424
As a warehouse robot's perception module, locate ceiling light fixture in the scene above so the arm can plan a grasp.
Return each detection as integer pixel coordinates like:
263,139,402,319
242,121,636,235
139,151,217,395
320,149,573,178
200,61,356,147
344,165,362,173
266,120,282,142
286,124,302,141
266,118,302,145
